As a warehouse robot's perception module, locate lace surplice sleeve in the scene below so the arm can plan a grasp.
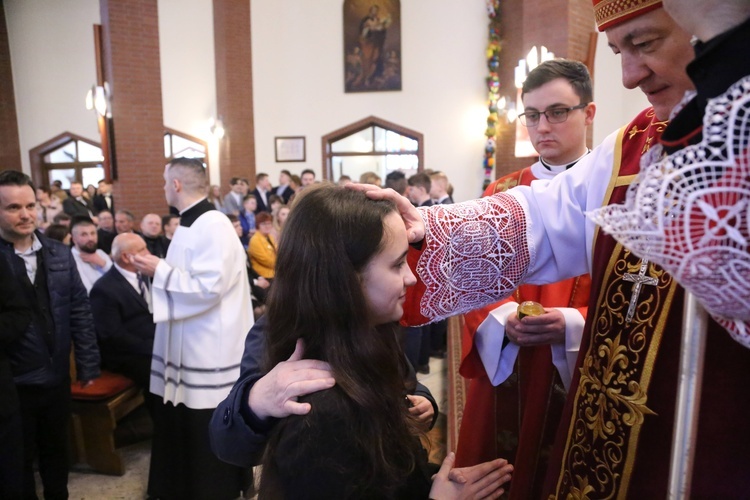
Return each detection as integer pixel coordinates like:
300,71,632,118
415,195,532,322
590,77,750,348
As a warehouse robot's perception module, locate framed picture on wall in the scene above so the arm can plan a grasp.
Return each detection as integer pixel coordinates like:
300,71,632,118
343,0,401,93
275,136,306,162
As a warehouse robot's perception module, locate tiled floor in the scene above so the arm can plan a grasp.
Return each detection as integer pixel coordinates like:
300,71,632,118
55,355,448,499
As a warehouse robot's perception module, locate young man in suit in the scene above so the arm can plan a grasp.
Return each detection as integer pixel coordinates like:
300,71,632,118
406,173,433,208
92,179,114,214
62,181,97,222
251,173,272,213
274,170,294,204
222,177,248,216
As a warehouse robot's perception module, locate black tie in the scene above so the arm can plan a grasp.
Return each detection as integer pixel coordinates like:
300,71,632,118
137,272,149,299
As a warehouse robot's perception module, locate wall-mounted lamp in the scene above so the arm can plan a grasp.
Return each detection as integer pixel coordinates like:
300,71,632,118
85,83,111,118
209,117,225,139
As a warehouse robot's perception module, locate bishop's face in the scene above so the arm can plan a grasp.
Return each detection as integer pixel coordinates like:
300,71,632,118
605,8,695,121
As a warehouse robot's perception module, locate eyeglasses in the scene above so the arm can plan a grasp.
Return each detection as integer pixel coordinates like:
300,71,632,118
518,103,589,127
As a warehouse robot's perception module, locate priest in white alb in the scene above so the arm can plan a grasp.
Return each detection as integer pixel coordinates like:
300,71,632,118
134,157,253,499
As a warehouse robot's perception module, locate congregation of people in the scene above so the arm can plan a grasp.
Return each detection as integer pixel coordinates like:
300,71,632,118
0,161,489,500
1,0,750,498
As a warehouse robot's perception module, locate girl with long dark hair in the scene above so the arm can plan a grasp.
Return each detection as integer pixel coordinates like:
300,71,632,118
259,185,512,499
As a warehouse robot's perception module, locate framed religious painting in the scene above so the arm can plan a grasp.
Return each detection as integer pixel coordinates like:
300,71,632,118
343,0,402,93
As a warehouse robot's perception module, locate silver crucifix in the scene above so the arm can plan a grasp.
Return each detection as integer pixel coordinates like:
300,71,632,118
623,259,658,323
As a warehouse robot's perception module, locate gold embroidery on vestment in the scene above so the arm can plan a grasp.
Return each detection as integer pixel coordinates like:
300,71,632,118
553,244,677,499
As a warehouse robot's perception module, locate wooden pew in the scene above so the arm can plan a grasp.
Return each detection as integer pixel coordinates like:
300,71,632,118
69,351,144,475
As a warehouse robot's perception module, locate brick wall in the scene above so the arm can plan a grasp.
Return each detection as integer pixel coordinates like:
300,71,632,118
494,0,597,180
100,0,168,218
0,0,22,171
214,0,256,192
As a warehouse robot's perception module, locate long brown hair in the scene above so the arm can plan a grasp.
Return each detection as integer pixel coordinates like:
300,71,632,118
261,185,420,495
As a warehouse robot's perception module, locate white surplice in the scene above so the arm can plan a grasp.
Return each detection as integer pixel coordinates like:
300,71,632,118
473,160,590,391
150,210,253,409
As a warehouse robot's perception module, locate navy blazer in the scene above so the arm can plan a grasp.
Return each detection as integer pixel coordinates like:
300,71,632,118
92,194,114,214
89,267,155,362
274,185,294,204
251,188,272,214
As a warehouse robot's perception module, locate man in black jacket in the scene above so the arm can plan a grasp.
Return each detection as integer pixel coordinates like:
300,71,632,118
62,180,96,221
92,179,114,214
138,213,170,258
0,257,31,499
0,170,100,499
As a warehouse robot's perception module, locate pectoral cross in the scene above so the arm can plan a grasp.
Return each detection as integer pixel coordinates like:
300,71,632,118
623,259,658,323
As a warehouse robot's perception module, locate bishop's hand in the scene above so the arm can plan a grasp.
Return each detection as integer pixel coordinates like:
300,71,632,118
347,184,425,243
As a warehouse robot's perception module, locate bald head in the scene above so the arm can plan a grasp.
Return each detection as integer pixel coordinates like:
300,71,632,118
112,233,149,270
140,213,162,237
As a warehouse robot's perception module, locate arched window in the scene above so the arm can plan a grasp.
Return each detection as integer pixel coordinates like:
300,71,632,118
322,116,422,182
29,133,104,189
164,128,209,168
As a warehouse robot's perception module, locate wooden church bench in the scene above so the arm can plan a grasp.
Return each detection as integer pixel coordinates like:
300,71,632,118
69,352,144,475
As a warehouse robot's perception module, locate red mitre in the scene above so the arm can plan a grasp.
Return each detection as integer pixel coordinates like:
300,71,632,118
592,0,663,31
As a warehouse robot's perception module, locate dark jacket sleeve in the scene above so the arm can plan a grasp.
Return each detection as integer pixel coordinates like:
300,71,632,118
65,248,101,382
0,264,30,349
209,317,274,467
89,283,153,356
414,380,439,430
405,357,439,430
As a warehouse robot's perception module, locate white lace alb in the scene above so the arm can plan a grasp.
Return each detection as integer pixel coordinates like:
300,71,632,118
589,76,750,348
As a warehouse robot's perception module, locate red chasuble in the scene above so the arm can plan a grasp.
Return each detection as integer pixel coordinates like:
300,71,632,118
455,167,591,500
542,109,750,498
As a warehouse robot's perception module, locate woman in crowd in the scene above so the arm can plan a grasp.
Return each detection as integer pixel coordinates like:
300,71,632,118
259,185,512,498
270,204,289,242
207,184,224,211
268,194,283,218
248,211,276,280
